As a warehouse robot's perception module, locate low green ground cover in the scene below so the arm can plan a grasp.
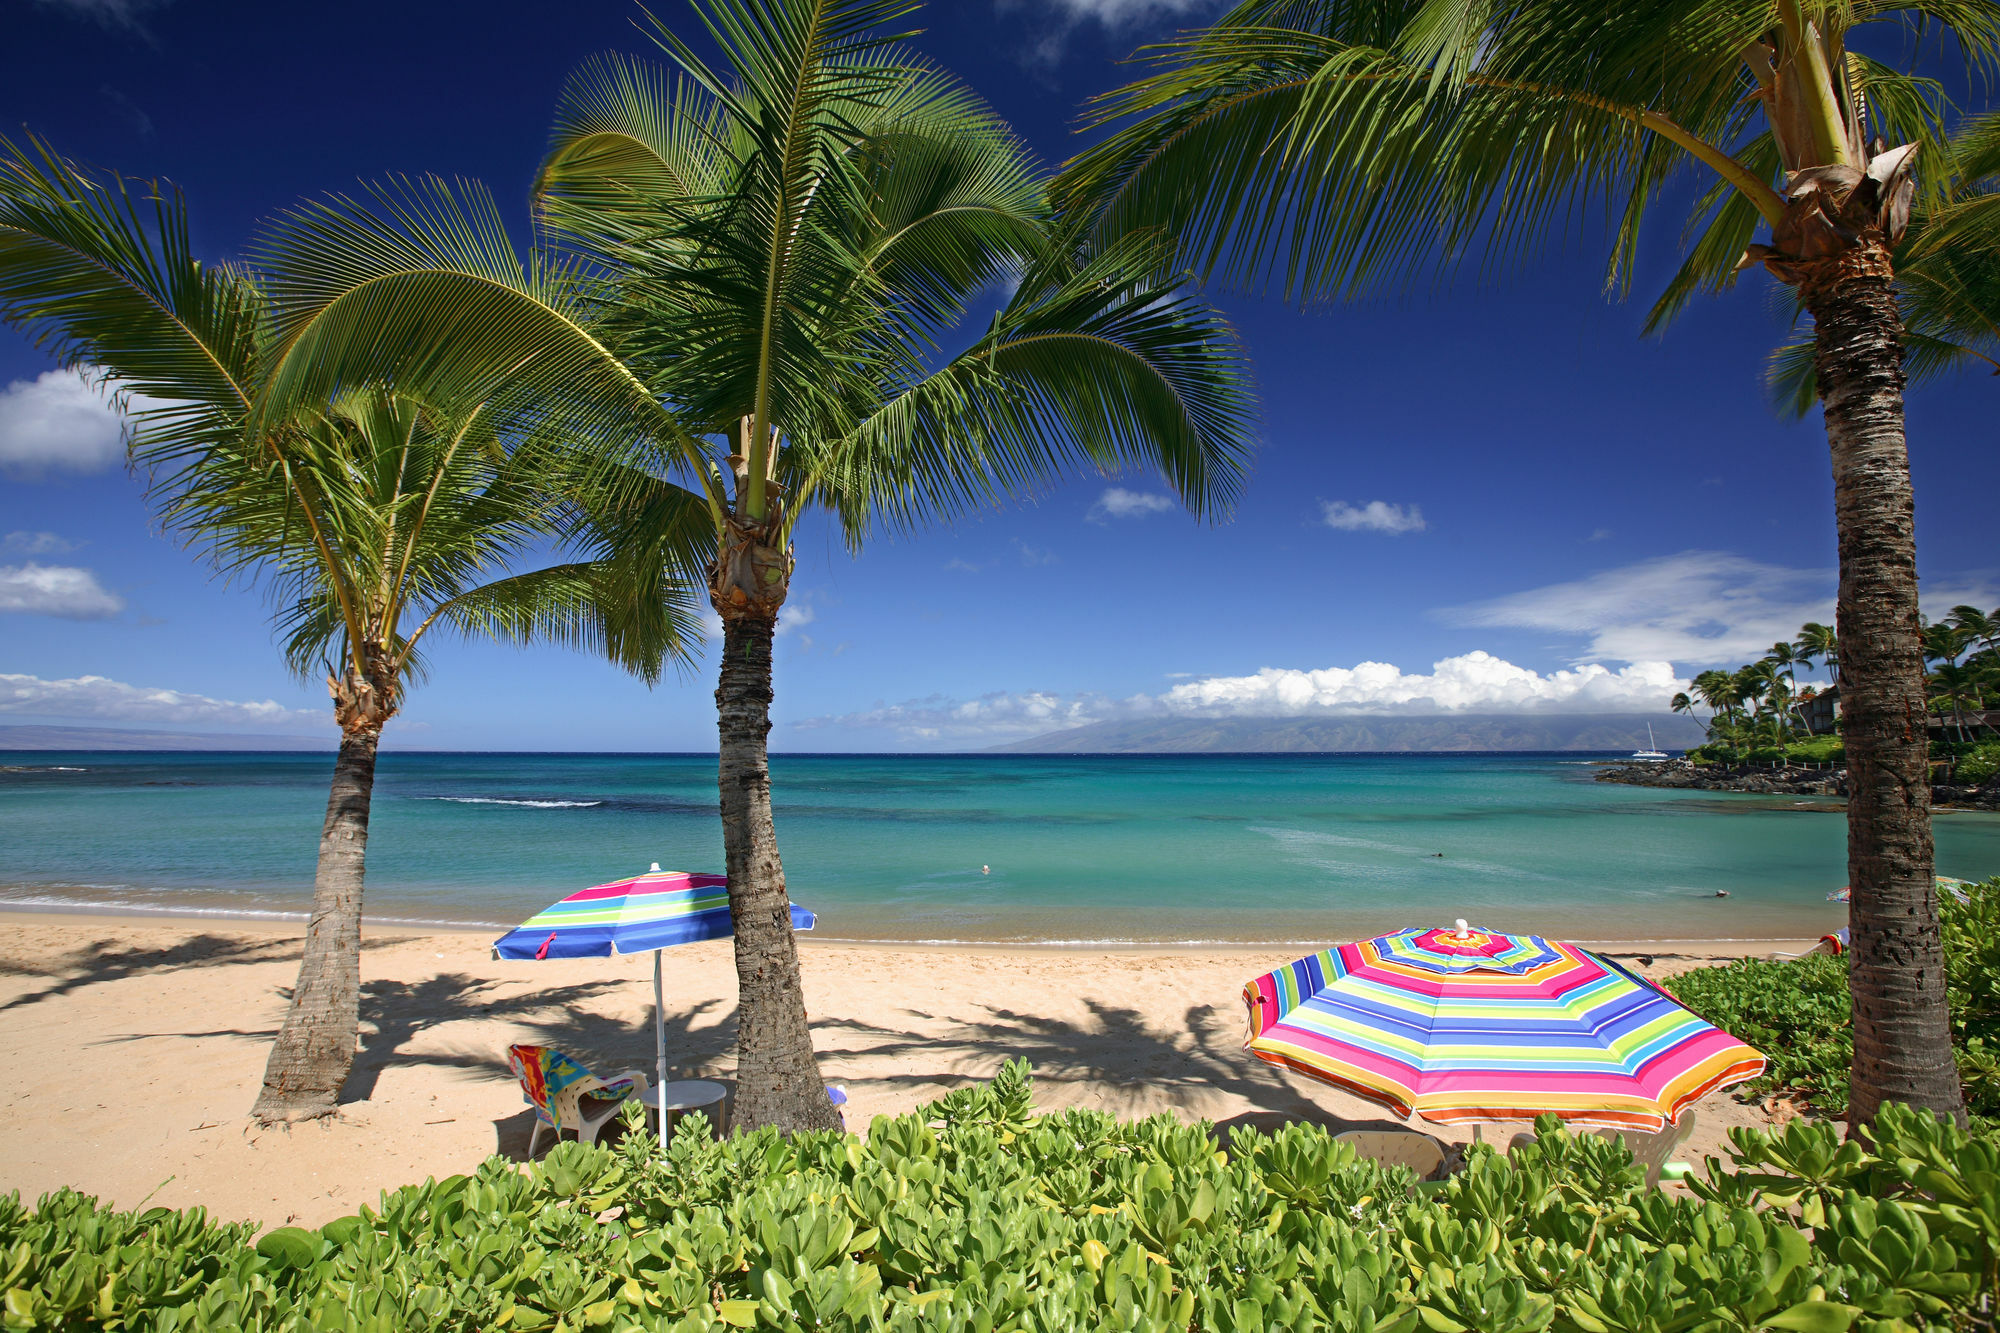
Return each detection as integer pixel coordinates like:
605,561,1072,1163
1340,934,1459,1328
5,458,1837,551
1687,736,1845,766
1667,877,2000,1129
5,1063,1998,1331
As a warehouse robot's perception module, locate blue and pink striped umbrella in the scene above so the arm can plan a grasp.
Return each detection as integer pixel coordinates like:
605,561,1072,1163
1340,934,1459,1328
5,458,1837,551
495,867,817,1155
493,868,816,960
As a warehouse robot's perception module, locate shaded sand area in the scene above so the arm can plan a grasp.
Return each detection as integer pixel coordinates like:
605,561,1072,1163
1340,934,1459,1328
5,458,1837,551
0,915,1812,1229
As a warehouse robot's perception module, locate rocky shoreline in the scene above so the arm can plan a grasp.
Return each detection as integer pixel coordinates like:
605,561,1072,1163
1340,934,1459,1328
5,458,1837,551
1594,758,2000,810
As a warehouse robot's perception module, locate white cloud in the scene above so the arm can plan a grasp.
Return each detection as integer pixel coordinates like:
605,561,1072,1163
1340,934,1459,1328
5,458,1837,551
1015,540,1059,566
0,672,324,728
1322,500,1427,535
799,652,1688,743
4,531,79,555
1450,551,1828,667
0,564,125,619
1089,487,1180,523
1010,0,1227,65
1032,0,1220,23
944,557,984,573
1449,550,2000,671
0,367,149,477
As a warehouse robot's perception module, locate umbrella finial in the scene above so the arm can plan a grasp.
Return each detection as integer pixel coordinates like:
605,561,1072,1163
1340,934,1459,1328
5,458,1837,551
1454,918,1469,932
650,862,662,872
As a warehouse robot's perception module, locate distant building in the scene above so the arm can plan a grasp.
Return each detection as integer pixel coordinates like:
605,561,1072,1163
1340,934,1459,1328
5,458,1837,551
1797,688,1840,735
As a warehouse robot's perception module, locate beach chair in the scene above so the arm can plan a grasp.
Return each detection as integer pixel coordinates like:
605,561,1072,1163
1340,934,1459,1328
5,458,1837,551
1335,1129,1445,1178
1509,1112,1697,1189
507,1043,649,1159
1768,928,1848,962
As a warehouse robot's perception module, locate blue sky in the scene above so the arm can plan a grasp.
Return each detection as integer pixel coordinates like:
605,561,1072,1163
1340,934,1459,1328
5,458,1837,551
3,0,1996,752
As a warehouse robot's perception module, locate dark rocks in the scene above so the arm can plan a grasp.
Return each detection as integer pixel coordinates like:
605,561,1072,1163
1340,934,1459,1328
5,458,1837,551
1595,759,1844,797
1598,759,1999,808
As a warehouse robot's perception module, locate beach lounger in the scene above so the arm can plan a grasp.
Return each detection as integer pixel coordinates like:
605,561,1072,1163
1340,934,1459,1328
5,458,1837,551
1509,1112,1696,1189
1335,1129,1446,1178
508,1043,649,1158
1768,928,1848,962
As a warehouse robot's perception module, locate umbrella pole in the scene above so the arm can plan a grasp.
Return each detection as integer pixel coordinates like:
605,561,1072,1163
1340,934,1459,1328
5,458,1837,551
654,949,668,1158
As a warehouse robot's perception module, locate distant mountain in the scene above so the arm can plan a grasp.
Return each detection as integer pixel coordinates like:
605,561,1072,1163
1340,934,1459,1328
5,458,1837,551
0,724,334,751
988,713,1706,754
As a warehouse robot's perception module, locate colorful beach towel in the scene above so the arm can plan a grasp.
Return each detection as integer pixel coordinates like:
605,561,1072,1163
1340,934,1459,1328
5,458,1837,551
508,1044,637,1126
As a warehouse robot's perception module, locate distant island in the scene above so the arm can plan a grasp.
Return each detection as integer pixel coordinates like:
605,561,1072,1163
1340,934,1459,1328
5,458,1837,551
989,713,1706,754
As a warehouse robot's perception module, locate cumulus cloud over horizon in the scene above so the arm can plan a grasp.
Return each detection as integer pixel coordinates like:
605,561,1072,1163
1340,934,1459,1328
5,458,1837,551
0,367,146,477
1322,500,1427,534
0,564,126,619
798,651,1686,743
0,672,324,729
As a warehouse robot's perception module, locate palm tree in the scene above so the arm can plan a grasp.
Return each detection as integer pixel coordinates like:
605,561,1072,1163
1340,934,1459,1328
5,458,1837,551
1768,112,2000,413
1948,605,2000,660
0,139,709,1122
1930,662,1984,746
1670,691,1700,734
239,0,1256,1132
1063,0,1986,1125
1924,619,1972,671
1795,621,1840,688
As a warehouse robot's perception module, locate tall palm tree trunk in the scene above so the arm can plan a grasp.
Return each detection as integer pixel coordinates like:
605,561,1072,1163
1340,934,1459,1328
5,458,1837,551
715,612,840,1134
1807,253,1966,1127
252,725,379,1122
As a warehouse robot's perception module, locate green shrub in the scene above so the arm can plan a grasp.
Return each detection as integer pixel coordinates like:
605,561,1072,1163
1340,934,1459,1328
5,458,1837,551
1746,745,1787,762
1782,735,1845,765
1957,742,2000,786
4,1064,1997,1331
1669,877,2000,1129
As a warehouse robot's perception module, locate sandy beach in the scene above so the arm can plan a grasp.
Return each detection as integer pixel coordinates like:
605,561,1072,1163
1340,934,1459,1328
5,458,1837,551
0,912,1812,1229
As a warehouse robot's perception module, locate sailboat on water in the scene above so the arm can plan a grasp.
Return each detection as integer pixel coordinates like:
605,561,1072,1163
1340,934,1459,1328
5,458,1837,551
1630,723,1670,762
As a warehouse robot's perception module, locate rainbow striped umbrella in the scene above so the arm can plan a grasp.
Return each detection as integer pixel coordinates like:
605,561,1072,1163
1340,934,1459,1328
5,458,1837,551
493,868,815,960
1243,922,1764,1132
495,867,816,1155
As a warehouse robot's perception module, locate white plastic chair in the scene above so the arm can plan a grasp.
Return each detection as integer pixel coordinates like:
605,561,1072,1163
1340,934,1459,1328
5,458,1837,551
1335,1129,1446,1178
509,1045,649,1159
1508,1112,1696,1189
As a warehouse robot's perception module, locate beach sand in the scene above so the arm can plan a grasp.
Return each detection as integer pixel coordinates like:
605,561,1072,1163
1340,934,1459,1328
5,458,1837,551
0,914,1813,1229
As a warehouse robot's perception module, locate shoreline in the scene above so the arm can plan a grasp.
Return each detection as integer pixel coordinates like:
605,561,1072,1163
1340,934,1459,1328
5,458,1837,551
0,900,1840,950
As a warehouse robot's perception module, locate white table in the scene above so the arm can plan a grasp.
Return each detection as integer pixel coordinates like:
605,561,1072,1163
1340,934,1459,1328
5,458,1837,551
638,1079,727,1139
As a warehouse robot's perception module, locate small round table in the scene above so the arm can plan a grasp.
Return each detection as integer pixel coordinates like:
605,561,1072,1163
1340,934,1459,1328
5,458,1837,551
638,1079,727,1140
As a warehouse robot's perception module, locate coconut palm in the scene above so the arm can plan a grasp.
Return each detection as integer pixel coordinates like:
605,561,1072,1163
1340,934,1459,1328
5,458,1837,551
1670,691,1701,732
0,137,710,1122
1768,112,2000,412
1930,662,1985,745
1924,619,1973,671
1948,605,2000,660
1063,0,1990,1125
1795,621,1840,688
242,0,1256,1132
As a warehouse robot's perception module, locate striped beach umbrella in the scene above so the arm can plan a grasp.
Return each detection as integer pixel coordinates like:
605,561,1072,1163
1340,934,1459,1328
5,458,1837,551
493,868,816,960
1243,922,1764,1132
495,866,816,1154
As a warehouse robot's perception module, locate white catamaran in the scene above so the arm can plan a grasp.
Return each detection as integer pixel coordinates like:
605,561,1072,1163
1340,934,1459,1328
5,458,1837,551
1630,723,1669,762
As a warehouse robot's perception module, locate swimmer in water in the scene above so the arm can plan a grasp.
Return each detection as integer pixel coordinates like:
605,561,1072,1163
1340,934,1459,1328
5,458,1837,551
981,865,990,875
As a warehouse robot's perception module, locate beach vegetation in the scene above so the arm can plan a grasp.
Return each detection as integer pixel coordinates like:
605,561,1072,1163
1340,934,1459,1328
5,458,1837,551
249,0,1256,1131
1669,876,2000,1130
4,1062,1997,1331
1059,0,2000,1128
1684,613,1997,776
0,142,714,1124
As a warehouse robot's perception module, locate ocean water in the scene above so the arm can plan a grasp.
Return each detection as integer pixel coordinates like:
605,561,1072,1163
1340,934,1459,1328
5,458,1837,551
3,751,1997,944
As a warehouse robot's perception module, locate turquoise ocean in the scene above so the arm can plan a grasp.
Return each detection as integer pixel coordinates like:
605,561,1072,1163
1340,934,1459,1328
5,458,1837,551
3,751,1997,944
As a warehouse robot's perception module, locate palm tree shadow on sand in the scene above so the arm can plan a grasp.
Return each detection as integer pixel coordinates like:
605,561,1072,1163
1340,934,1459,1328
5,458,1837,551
814,996,1408,1141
